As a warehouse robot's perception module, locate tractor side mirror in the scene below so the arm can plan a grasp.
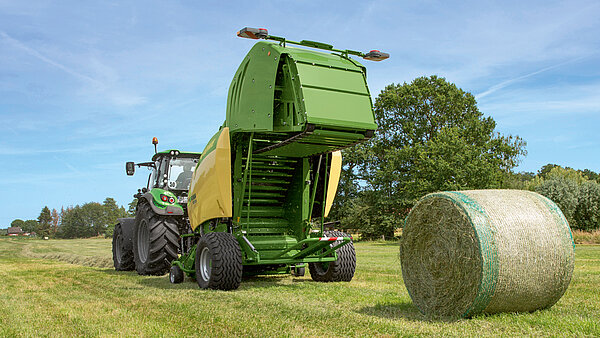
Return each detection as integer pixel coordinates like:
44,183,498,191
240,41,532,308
126,162,135,176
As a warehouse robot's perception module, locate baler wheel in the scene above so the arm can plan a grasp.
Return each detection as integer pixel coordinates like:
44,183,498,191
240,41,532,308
308,231,356,282
112,222,135,271
133,203,180,275
195,232,242,290
292,265,305,277
169,265,184,284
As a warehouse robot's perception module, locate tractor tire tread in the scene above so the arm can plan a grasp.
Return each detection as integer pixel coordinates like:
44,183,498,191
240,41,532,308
112,222,135,271
133,202,180,276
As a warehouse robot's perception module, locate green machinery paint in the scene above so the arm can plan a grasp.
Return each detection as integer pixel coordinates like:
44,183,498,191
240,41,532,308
170,28,388,288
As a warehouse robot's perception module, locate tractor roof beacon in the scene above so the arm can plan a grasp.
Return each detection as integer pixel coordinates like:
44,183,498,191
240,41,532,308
112,28,388,290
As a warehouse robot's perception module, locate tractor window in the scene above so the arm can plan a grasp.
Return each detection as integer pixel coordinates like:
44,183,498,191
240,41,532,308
148,161,159,189
168,158,198,190
158,159,170,188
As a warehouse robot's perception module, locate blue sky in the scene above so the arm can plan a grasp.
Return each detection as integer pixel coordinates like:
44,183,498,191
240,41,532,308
1,0,599,227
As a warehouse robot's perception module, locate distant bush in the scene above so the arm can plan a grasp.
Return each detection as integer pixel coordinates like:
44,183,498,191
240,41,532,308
572,230,600,244
536,176,579,226
533,167,600,231
574,181,600,231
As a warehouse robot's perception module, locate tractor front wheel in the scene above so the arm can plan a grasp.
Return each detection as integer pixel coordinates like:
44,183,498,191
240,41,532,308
308,231,356,282
195,232,242,290
169,265,184,284
133,203,180,275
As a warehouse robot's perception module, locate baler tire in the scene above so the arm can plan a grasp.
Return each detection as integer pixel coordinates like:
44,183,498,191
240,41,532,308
133,202,180,276
169,265,184,284
308,231,356,282
195,232,242,290
292,266,305,277
112,222,135,271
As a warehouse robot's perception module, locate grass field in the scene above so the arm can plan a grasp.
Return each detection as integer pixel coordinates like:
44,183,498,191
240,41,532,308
0,238,599,336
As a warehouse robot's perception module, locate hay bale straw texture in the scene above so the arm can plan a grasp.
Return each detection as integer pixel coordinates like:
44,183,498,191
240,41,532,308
400,189,575,318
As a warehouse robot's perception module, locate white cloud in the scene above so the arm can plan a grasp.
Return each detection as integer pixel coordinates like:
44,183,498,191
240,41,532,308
0,31,102,86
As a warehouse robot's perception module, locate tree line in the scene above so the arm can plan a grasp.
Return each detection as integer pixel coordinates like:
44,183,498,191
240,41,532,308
10,198,136,239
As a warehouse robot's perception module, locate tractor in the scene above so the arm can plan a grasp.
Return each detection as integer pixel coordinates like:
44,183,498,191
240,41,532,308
112,140,201,275
112,27,388,290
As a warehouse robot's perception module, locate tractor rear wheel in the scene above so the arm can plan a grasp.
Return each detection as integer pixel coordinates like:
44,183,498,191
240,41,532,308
133,203,180,275
112,222,134,271
195,232,242,290
308,231,356,282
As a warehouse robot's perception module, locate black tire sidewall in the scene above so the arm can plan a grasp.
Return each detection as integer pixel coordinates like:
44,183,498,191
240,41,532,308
308,230,356,282
112,222,134,271
194,232,242,290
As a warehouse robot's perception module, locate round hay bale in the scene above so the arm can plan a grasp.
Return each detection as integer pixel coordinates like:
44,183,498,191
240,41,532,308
400,189,575,318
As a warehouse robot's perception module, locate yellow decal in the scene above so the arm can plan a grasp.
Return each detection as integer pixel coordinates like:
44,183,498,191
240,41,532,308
324,151,342,217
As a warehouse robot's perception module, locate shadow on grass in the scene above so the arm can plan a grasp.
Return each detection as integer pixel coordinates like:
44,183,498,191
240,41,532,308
101,268,313,291
358,301,422,321
358,301,462,323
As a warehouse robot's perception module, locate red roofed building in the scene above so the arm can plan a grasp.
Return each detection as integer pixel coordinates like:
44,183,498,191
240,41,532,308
7,227,24,236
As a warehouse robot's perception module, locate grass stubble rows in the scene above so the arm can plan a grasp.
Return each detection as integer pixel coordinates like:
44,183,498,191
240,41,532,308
0,238,598,337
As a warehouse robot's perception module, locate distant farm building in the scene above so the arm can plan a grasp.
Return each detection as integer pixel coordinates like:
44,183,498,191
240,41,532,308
7,227,24,236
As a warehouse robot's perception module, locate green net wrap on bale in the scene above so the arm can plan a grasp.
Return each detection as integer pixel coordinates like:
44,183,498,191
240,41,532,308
400,189,575,318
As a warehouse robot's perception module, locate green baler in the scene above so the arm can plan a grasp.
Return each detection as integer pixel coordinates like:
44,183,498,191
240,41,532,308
174,28,388,289
112,27,388,290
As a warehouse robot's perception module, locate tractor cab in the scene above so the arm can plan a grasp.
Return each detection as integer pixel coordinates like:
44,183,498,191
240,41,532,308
125,138,201,206
149,150,199,194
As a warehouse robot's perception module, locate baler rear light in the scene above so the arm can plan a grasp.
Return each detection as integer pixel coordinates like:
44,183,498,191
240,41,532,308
237,27,268,39
363,50,389,61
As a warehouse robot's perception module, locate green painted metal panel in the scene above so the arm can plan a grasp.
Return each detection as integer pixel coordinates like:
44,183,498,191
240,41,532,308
295,62,368,95
226,42,280,133
302,87,376,130
282,46,361,70
149,188,183,211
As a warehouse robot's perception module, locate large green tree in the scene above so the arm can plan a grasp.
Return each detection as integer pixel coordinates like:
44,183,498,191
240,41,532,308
10,219,25,229
335,76,526,239
59,198,129,238
102,198,129,237
37,206,53,237
23,220,39,233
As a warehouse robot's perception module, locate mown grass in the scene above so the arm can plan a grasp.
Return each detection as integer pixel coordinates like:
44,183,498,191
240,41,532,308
0,237,599,336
